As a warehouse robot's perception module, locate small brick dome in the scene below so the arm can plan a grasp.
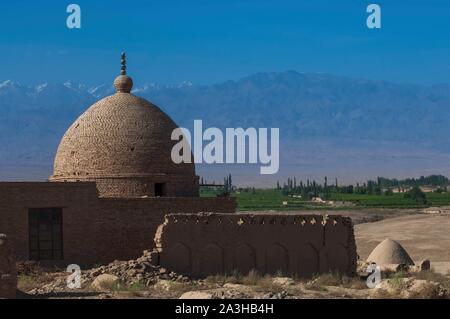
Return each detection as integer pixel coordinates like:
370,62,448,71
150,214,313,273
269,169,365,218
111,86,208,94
50,54,198,198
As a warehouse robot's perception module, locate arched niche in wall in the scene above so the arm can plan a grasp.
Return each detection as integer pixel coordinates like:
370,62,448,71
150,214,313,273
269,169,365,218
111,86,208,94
322,243,349,275
297,243,319,278
199,243,224,276
234,243,256,275
265,243,289,275
163,242,191,275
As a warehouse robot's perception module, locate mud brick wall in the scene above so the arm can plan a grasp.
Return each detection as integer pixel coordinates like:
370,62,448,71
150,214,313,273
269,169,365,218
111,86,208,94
155,213,357,278
0,182,235,266
0,234,17,298
90,197,236,264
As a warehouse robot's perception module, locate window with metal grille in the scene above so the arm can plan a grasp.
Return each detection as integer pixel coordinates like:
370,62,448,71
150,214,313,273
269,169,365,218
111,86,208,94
28,208,63,260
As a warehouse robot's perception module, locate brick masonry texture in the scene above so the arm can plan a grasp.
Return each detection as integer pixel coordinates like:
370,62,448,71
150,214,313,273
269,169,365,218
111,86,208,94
50,92,197,198
0,234,17,298
0,182,235,266
154,213,357,278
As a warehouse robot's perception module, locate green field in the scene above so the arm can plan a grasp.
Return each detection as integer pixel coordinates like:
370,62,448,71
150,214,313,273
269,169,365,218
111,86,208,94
234,189,306,211
200,188,450,211
329,192,450,208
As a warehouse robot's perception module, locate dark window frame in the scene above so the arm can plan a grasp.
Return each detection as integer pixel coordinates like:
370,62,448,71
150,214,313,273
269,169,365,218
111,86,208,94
154,183,166,197
28,207,63,260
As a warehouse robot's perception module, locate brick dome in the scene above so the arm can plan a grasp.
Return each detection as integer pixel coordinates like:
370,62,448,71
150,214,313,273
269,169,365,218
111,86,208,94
50,53,198,198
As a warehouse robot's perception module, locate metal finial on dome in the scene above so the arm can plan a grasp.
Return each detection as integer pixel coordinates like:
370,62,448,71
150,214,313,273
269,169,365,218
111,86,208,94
120,52,126,75
114,52,133,93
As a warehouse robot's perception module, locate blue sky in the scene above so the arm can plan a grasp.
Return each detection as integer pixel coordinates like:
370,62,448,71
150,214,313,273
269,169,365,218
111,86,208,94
1,0,449,85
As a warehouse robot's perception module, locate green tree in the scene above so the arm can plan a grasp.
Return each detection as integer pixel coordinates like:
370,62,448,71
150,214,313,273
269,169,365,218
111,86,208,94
404,186,427,204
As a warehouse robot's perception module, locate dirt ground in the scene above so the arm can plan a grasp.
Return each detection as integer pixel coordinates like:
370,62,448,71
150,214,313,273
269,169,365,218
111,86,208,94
355,213,450,274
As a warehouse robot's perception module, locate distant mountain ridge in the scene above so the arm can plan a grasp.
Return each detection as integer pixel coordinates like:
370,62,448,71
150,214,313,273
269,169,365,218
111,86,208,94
1,71,450,182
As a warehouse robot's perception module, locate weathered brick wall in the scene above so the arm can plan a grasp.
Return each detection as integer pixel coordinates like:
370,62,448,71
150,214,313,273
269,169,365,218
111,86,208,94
0,182,235,266
84,197,235,264
0,182,100,263
51,175,199,198
154,213,357,278
0,234,17,298
93,175,199,198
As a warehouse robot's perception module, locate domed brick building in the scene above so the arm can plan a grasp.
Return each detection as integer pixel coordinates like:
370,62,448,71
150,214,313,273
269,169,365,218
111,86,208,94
0,54,235,265
51,54,198,198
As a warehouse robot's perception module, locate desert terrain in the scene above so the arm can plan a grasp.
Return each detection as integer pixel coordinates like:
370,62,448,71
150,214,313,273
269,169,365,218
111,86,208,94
15,209,450,299
355,213,450,275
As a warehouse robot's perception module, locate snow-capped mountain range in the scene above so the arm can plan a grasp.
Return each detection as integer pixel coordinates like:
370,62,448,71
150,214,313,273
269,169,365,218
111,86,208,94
2,71,450,183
